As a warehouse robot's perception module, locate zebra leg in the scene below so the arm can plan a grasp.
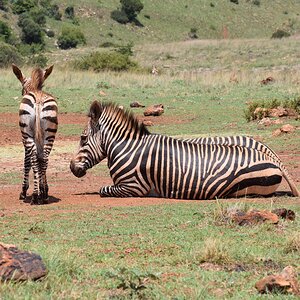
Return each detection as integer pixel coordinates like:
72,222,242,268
20,148,31,200
30,149,43,205
40,155,50,203
100,184,147,198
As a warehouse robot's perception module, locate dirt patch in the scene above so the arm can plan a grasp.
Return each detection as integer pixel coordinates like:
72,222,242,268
0,112,190,146
0,112,299,217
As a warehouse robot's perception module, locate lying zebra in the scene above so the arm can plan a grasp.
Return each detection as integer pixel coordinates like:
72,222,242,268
12,64,58,204
70,101,299,199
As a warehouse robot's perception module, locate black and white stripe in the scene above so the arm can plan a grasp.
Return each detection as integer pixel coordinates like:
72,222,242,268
70,102,299,200
13,64,58,204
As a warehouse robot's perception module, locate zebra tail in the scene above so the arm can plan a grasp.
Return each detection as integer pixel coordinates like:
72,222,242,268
35,103,44,162
281,165,300,197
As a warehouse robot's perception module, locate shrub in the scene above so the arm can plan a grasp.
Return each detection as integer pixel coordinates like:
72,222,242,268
57,26,86,49
29,7,47,26
18,15,45,45
252,0,260,6
0,42,23,67
120,0,144,21
46,4,62,20
111,9,129,24
73,50,138,72
115,42,134,56
45,29,55,38
0,20,12,43
230,0,238,4
12,0,36,14
29,54,48,68
188,27,198,39
0,0,8,11
65,6,75,19
271,29,291,39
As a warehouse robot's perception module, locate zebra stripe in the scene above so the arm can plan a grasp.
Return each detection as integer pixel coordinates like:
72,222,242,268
12,64,57,205
70,102,299,200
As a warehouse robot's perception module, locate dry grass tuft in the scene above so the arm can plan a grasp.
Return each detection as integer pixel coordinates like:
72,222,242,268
285,233,300,253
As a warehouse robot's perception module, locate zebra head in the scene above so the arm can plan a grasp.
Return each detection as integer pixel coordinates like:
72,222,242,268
12,64,53,95
70,101,106,178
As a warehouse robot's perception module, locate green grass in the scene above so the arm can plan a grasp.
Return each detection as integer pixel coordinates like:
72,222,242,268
0,201,299,299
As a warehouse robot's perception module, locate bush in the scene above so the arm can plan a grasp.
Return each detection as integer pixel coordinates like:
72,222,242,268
271,29,291,39
29,7,47,26
120,0,143,21
252,0,260,6
111,9,129,24
0,20,12,43
12,0,36,14
188,27,198,39
65,6,75,19
57,26,86,49
230,0,239,4
0,42,23,68
46,4,62,20
0,0,8,11
18,15,45,45
45,29,55,37
115,42,134,56
73,50,138,72
29,54,48,68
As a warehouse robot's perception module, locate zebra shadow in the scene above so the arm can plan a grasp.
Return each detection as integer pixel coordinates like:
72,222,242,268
23,195,61,205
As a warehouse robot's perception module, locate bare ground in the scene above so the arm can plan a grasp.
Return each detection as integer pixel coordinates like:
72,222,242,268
0,112,299,217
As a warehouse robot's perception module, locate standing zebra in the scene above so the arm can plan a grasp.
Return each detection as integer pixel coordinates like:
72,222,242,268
12,64,58,204
70,101,299,199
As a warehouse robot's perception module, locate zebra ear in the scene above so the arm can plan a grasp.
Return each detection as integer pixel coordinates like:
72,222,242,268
89,101,102,123
12,64,25,84
44,65,54,81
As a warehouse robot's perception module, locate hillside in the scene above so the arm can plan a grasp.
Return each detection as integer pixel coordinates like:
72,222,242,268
1,0,300,52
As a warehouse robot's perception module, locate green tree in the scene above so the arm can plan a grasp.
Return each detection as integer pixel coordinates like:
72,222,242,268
120,0,143,21
18,15,44,45
57,26,86,49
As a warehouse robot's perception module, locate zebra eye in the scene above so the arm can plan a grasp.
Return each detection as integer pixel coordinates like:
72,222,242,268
80,134,88,146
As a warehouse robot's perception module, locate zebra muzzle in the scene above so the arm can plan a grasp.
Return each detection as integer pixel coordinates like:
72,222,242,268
70,159,86,178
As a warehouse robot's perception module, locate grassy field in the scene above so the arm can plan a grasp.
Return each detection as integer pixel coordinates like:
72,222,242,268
0,37,300,299
0,202,299,299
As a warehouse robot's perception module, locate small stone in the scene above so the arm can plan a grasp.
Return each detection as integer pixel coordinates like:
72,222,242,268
255,266,300,295
272,208,296,221
130,101,145,108
0,242,47,282
280,124,295,133
99,90,106,96
144,104,164,116
142,120,154,126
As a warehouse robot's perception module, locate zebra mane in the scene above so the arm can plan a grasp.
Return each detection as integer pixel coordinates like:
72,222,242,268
30,68,44,90
102,102,150,136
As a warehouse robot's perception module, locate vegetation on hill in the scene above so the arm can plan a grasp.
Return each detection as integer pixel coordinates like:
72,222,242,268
0,0,300,68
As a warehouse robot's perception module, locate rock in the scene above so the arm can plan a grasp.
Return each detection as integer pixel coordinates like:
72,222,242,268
255,266,300,295
269,106,288,118
260,76,275,85
258,118,283,126
272,128,282,137
130,101,145,108
272,208,296,221
254,107,269,119
280,124,295,133
99,90,106,96
142,120,154,126
230,209,279,226
143,104,164,116
0,242,47,282
258,117,272,126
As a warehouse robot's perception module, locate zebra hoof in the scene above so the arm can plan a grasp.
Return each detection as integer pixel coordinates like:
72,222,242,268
19,193,26,201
